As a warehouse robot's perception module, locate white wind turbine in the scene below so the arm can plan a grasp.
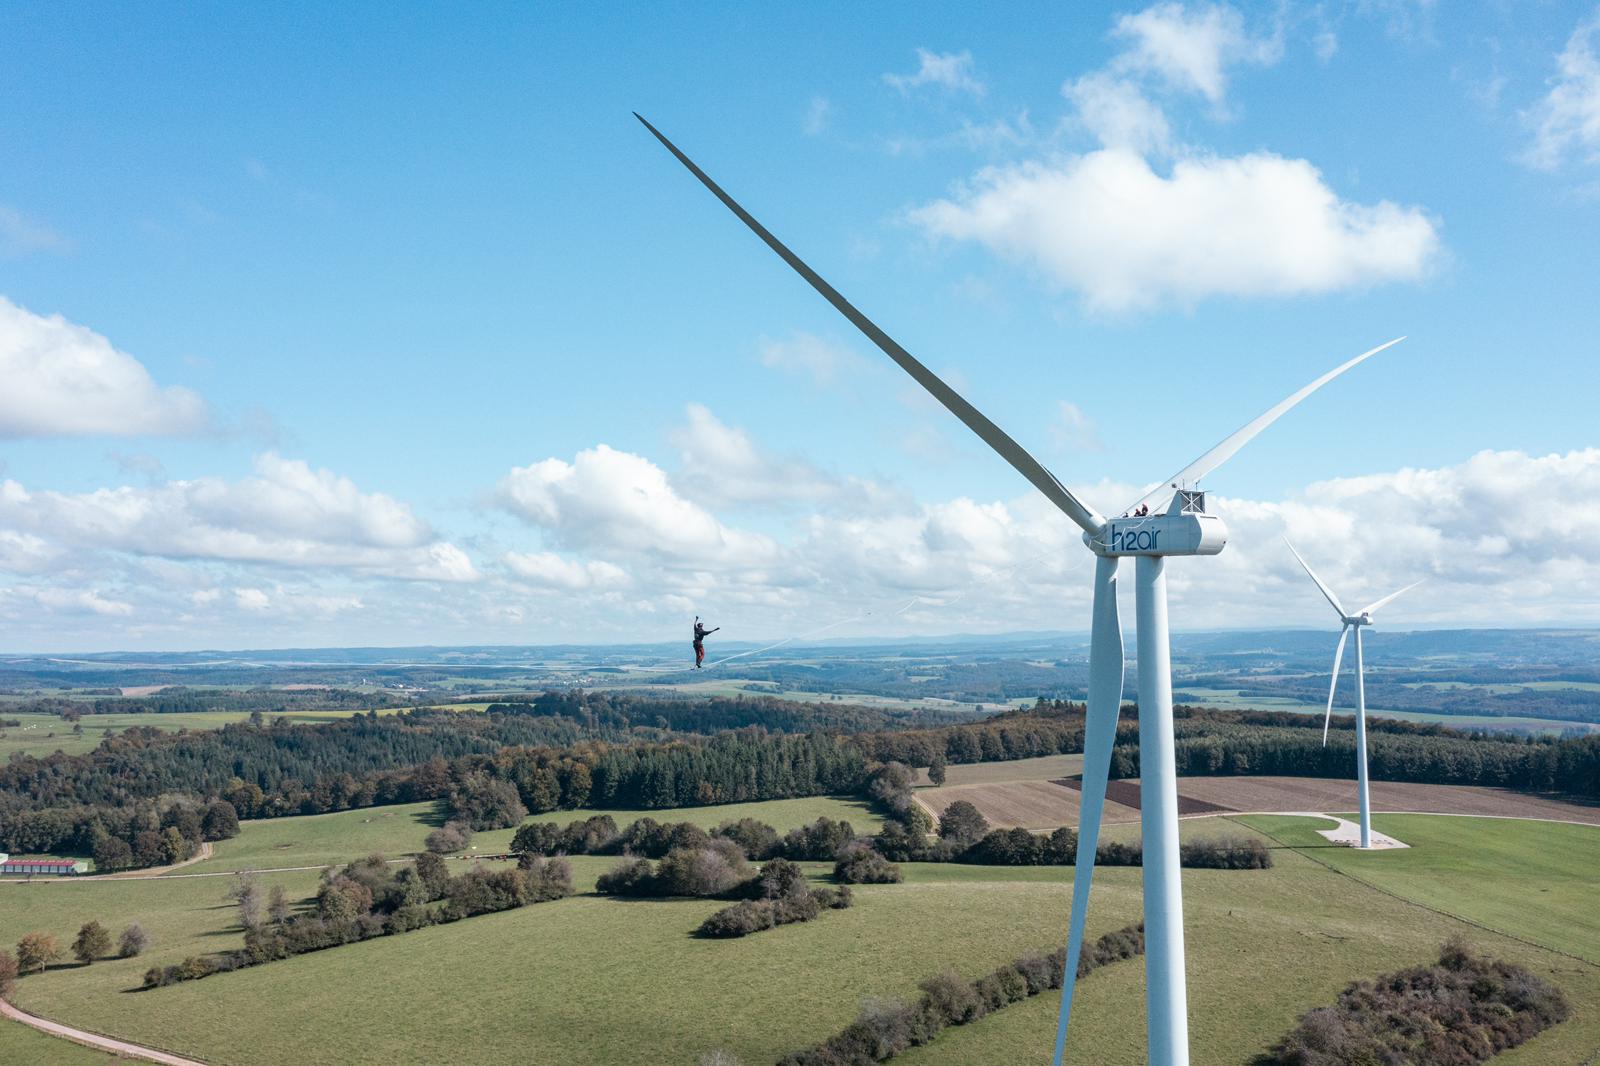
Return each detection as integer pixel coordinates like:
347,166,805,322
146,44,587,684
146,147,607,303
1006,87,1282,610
634,112,1402,1066
1284,540,1420,850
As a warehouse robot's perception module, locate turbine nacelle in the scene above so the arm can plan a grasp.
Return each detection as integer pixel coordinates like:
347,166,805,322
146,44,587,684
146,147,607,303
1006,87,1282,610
1086,488,1227,558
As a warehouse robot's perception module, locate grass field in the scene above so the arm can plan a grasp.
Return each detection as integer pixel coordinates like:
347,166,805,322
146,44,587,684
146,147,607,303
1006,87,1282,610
898,814,1600,1065
1174,686,1600,735
191,794,883,874
0,1019,119,1064
912,753,1085,788
0,707,437,759
4,799,1598,1064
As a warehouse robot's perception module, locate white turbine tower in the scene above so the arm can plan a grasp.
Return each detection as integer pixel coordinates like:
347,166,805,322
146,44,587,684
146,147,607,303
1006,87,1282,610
1285,541,1420,850
635,113,1402,1066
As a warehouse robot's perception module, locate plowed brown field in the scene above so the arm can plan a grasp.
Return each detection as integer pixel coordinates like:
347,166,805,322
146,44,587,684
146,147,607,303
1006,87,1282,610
914,779,1143,829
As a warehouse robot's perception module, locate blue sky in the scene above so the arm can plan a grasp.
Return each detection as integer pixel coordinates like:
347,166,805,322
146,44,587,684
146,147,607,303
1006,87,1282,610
2,2,1598,651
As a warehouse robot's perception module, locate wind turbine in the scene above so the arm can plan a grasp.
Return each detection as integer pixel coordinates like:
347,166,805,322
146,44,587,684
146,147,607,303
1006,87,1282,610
1285,540,1420,850
634,112,1402,1066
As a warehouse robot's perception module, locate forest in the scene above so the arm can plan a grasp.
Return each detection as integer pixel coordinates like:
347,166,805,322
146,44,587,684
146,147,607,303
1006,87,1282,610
4,694,1599,869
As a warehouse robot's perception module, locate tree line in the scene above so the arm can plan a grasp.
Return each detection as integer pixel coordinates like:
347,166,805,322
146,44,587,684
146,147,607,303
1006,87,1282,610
143,851,570,989
776,923,1145,1065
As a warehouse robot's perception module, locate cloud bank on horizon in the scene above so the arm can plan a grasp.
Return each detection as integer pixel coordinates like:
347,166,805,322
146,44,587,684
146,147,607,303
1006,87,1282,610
1,1,1598,650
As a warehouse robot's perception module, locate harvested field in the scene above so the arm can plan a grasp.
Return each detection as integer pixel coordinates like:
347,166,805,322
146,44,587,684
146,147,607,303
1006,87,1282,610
912,753,1084,788
1058,778,1233,816
1170,775,1600,824
915,780,1142,830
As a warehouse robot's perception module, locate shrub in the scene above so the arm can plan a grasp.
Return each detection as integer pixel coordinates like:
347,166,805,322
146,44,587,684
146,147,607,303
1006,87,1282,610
937,800,989,847
595,857,657,897
1269,938,1570,1065
0,950,17,995
424,820,473,854
15,931,61,975
71,920,113,964
654,843,750,898
777,922,1144,1064
834,844,903,884
714,817,781,860
118,923,149,958
781,817,856,861
1179,835,1273,869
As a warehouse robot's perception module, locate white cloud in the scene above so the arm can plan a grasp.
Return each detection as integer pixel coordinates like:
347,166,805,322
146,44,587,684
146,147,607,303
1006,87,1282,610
32,588,134,617
884,49,986,97
505,551,630,591
0,453,476,581
1111,2,1282,104
0,207,69,256
1523,12,1600,170
1064,73,1172,153
497,443,778,567
234,587,271,611
1051,401,1104,452
0,296,210,438
909,148,1439,311
758,332,860,387
669,403,848,510
803,96,832,136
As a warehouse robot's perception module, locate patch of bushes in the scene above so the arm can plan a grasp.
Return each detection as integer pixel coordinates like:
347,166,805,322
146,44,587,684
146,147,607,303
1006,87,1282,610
594,841,751,899
696,859,853,938
510,813,858,864
776,923,1144,1065
1269,938,1570,1065
141,853,570,989
834,843,903,884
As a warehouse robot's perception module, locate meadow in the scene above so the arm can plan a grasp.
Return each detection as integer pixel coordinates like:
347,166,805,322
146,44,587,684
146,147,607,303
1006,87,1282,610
4,784,1596,1064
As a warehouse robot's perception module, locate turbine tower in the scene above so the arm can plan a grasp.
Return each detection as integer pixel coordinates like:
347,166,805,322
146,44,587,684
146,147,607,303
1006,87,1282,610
635,113,1401,1066
1285,540,1420,850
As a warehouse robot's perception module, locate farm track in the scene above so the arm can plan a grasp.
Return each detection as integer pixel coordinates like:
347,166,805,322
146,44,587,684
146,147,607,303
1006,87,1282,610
2,996,208,1065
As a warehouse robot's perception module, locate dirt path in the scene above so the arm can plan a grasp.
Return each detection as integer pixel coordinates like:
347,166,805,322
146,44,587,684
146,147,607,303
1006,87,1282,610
2,996,208,1065
0,842,212,885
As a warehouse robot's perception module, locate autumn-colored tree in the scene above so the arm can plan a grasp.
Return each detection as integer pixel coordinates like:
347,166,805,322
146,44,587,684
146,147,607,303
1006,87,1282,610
16,932,61,975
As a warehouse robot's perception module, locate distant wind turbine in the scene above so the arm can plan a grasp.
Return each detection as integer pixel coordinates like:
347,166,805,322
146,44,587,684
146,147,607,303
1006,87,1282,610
1285,539,1420,849
635,111,1401,1066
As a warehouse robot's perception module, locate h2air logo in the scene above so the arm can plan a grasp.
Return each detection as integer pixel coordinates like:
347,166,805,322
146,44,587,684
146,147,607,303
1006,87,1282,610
1110,526,1160,552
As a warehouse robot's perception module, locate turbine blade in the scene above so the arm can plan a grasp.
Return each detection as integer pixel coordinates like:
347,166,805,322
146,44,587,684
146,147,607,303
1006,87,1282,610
1053,556,1124,1064
1359,580,1422,619
635,113,1105,536
1285,539,1347,618
1323,625,1349,746
1123,338,1404,516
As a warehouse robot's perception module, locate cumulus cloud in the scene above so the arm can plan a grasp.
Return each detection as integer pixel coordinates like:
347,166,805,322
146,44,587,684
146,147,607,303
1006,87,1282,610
910,148,1439,311
1051,401,1104,453
1111,2,1282,104
669,403,850,510
0,296,211,438
497,443,778,567
31,588,135,617
0,453,476,581
505,551,630,591
885,49,986,97
1065,73,1172,153
1523,11,1600,170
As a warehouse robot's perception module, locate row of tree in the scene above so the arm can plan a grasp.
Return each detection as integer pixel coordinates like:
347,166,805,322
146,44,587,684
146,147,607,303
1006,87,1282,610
143,852,570,989
2,921,146,988
776,924,1145,1065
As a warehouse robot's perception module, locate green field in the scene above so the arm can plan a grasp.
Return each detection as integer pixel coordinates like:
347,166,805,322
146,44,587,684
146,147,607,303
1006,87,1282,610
0,1019,117,1064
1174,686,1600,735
191,794,883,874
0,707,439,759
3,803,1597,1064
